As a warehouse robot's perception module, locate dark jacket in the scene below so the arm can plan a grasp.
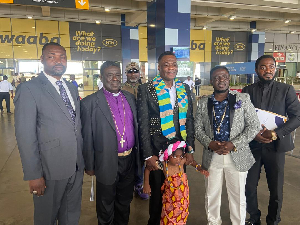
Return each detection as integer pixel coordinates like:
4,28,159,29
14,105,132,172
242,81,300,152
80,89,142,185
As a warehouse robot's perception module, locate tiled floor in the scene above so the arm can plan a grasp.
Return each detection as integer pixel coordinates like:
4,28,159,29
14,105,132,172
0,100,300,225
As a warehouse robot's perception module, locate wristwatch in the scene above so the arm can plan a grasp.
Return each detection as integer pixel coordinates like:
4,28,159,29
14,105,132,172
271,130,277,141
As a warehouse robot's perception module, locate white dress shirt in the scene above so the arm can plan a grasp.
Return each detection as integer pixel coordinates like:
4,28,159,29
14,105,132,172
167,81,176,109
44,73,75,110
0,80,13,93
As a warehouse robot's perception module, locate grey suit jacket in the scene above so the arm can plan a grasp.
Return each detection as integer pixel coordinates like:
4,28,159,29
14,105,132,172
80,89,142,185
195,91,260,172
14,72,84,181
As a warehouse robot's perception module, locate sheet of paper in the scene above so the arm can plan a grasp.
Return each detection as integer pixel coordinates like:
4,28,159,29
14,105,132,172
255,108,287,130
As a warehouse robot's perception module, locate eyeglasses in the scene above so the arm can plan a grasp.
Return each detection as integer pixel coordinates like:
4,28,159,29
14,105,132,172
127,69,139,74
213,75,230,82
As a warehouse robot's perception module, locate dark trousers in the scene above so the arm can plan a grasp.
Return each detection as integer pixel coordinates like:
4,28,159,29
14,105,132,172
148,170,165,225
33,170,84,225
96,153,135,225
0,92,10,112
195,86,200,96
245,145,285,225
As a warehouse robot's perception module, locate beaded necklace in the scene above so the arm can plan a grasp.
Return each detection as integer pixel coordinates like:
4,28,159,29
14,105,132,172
165,161,183,189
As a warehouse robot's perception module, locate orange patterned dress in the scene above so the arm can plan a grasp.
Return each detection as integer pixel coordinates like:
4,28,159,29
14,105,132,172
160,172,189,225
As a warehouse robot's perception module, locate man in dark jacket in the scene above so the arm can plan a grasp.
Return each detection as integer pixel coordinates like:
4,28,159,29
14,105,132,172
242,55,300,225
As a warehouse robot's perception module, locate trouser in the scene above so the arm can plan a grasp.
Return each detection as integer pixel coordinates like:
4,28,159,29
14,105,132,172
245,146,285,225
195,86,200,96
135,164,145,186
205,154,248,225
148,170,165,225
33,170,84,225
96,153,135,225
0,92,10,112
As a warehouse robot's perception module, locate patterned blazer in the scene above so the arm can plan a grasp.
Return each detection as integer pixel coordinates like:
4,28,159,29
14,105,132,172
195,91,260,172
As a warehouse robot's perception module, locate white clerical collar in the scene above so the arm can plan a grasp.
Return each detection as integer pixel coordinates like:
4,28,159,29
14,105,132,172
103,87,120,97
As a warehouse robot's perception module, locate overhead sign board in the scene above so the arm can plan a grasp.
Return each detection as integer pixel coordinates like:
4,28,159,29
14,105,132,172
0,0,13,3
9,0,89,9
224,62,255,75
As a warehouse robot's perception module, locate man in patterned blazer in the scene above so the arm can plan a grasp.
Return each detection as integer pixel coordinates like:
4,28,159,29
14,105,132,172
137,51,195,225
195,66,260,225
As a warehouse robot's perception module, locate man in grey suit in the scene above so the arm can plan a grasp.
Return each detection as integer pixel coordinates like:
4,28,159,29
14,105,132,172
81,61,142,225
14,42,84,225
195,66,260,225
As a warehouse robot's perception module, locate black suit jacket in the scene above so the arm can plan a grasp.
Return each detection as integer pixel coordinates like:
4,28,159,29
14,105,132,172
80,89,142,185
137,81,195,159
242,81,300,152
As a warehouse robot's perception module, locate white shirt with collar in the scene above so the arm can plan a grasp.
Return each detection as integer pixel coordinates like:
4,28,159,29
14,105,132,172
166,81,176,109
0,80,13,93
44,72,75,110
183,79,194,90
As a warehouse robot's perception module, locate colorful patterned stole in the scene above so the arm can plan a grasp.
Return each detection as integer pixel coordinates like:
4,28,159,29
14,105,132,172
152,75,188,140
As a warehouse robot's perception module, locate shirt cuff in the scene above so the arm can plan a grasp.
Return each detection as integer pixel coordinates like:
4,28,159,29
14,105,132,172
145,156,153,161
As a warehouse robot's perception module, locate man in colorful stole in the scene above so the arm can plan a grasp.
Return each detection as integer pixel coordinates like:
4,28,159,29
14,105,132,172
195,66,260,225
137,51,195,225
81,61,142,225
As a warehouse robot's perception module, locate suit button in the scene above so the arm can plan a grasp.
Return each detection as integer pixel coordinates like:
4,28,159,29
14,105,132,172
75,129,78,132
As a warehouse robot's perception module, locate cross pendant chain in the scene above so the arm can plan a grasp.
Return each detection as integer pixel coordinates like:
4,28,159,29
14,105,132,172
106,95,126,148
120,136,126,148
213,103,228,135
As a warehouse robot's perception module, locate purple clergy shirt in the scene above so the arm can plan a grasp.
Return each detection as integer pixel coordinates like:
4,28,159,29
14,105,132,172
103,88,135,153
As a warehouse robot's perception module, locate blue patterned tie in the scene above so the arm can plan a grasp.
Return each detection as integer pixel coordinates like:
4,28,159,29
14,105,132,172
55,81,76,123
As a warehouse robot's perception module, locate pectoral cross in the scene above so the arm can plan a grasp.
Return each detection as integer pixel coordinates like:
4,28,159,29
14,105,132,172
120,136,126,148
217,127,220,133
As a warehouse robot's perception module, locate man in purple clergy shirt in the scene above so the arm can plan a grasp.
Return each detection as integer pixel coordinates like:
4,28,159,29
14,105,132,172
81,61,142,225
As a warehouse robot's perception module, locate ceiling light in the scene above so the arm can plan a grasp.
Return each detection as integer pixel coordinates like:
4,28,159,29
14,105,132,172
149,24,155,27
289,31,295,34
95,20,101,24
251,29,256,32
203,26,207,30
27,16,33,19
285,20,291,23
105,8,110,12
229,15,236,20
32,27,35,28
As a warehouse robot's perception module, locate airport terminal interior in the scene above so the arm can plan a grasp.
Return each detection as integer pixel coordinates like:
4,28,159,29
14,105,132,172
1,0,300,224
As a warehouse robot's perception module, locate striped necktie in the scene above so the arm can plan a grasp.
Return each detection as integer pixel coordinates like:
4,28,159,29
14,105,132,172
55,81,76,123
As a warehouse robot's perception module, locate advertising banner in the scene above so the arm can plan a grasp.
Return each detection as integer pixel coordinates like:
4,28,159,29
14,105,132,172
211,31,248,63
273,52,286,62
69,22,122,61
190,30,212,62
286,53,297,62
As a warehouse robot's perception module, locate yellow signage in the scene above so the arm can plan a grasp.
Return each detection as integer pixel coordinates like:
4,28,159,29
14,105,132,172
190,30,212,62
0,18,70,59
75,0,89,10
0,0,13,3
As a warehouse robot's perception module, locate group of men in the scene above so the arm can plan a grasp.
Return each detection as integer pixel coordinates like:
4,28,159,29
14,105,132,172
14,42,300,225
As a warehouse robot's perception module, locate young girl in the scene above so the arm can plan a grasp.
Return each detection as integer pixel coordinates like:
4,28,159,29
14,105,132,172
143,140,209,225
